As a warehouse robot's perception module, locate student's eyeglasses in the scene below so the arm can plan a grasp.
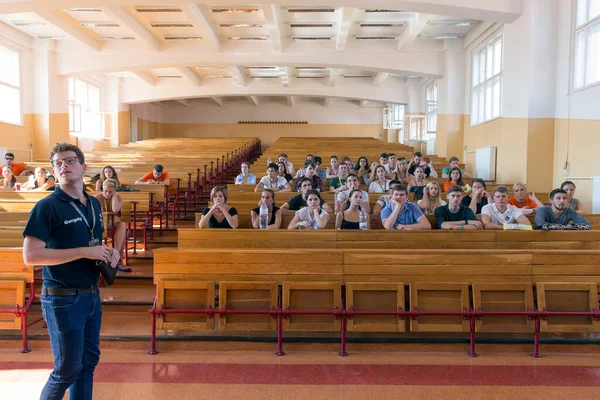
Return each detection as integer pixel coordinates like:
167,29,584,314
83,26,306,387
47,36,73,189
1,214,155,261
5,157,14,161
51,157,80,168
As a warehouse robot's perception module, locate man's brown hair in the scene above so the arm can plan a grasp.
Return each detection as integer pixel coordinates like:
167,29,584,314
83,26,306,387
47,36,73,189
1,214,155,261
50,142,85,164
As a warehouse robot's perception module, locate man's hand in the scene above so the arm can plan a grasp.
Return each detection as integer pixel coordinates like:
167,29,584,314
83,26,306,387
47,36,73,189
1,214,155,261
87,245,118,266
467,220,483,229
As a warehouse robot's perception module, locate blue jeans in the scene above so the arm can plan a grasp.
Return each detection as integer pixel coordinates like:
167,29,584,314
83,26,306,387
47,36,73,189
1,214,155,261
40,290,102,400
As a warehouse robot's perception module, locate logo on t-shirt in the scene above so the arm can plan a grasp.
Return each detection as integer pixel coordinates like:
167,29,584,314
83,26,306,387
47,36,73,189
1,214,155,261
64,217,83,225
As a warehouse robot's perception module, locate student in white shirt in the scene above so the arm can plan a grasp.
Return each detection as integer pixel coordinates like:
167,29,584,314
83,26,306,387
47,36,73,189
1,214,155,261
481,185,531,230
336,174,370,213
255,163,292,192
288,190,330,229
368,165,392,193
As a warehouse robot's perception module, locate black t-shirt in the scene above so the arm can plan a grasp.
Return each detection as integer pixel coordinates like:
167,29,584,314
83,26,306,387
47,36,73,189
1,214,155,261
434,204,477,229
251,205,280,226
287,193,325,211
461,195,488,214
202,207,238,228
408,164,432,177
22,187,104,289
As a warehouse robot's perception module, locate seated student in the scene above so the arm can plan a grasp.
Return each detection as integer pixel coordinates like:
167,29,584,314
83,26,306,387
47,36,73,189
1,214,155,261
282,177,333,213
462,178,491,214
379,153,389,169
434,185,482,230
255,163,292,192
94,179,130,272
0,166,17,190
442,156,472,178
277,162,293,183
383,153,398,175
288,190,330,229
326,155,340,178
314,156,328,180
329,163,350,193
336,174,371,213
336,189,370,230
407,166,428,201
481,186,531,230
22,167,56,191
250,189,281,229
199,186,239,229
295,162,322,192
407,152,434,178
381,185,432,230
341,156,354,170
279,153,294,175
418,181,446,215
422,157,438,178
353,156,371,184
235,161,257,185
368,165,392,193
535,188,591,230
372,181,402,214
95,165,121,191
507,182,544,214
443,167,466,192
561,181,584,212
135,164,170,185
294,154,315,179
388,158,409,185
2,152,33,177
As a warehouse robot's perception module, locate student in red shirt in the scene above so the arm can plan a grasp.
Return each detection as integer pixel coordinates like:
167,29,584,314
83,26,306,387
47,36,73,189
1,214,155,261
2,152,33,176
507,182,544,215
135,164,170,185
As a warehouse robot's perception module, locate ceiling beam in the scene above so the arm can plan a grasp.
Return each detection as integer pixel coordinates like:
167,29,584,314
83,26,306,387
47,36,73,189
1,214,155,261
181,4,220,52
229,66,249,87
397,14,429,51
336,7,357,52
328,68,341,87
101,6,161,52
287,96,295,107
0,21,34,48
131,69,158,86
175,99,189,106
178,67,202,86
323,98,333,107
359,100,368,107
373,72,391,86
279,66,294,88
35,10,103,51
211,96,224,106
261,4,284,52
249,96,259,107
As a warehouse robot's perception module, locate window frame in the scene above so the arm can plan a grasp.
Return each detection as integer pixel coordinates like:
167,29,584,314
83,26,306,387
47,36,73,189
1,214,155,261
68,77,103,139
0,42,23,126
571,0,600,92
425,81,437,135
470,30,503,127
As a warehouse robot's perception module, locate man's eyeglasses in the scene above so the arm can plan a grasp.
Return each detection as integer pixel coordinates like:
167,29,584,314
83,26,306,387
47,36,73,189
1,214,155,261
51,157,80,168
5,157,14,161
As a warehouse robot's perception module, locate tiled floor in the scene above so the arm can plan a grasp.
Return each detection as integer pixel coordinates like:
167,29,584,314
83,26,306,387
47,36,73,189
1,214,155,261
1,343,600,399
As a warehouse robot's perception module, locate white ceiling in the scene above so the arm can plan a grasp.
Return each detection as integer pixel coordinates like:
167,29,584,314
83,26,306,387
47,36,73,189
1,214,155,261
0,1,521,107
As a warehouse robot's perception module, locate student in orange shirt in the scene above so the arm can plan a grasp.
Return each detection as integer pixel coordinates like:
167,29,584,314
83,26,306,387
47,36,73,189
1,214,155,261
135,164,170,185
507,182,544,215
2,152,33,177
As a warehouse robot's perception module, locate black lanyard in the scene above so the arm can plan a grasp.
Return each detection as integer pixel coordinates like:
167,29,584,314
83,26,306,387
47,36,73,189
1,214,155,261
69,200,96,240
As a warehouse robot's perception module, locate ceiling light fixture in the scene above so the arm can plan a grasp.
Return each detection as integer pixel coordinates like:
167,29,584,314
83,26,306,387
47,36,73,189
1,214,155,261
220,23,263,28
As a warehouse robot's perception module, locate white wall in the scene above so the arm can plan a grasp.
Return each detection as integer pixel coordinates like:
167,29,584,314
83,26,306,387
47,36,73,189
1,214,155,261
157,104,383,125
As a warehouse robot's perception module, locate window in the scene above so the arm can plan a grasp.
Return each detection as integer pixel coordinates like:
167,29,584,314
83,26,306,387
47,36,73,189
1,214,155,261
0,45,21,125
574,0,600,89
69,78,103,139
426,82,437,135
471,32,502,126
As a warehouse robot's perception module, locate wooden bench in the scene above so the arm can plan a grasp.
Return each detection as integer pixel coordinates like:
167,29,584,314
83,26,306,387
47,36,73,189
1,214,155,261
0,248,35,352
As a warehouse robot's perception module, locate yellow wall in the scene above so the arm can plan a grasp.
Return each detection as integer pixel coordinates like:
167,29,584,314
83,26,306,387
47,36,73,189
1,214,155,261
0,114,34,161
435,114,465,159
142,122,386,151
554,118,600,209
526,119,555,193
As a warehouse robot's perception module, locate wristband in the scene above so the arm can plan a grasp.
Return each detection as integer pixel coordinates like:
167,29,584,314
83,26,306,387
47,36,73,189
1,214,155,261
461,225,464,230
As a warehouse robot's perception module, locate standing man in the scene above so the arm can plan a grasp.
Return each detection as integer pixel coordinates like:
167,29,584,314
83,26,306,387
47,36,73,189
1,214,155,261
235,161,257,185
22,142,120,399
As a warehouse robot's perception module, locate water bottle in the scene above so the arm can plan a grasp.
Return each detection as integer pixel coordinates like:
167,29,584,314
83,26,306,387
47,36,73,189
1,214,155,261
309,217,317,230
359,210,368,230
259,201,269,229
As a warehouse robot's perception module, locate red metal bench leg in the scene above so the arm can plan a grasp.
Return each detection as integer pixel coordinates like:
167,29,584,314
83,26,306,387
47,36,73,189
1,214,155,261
149,297,159,355
531,315,541,358
468,312,477,357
